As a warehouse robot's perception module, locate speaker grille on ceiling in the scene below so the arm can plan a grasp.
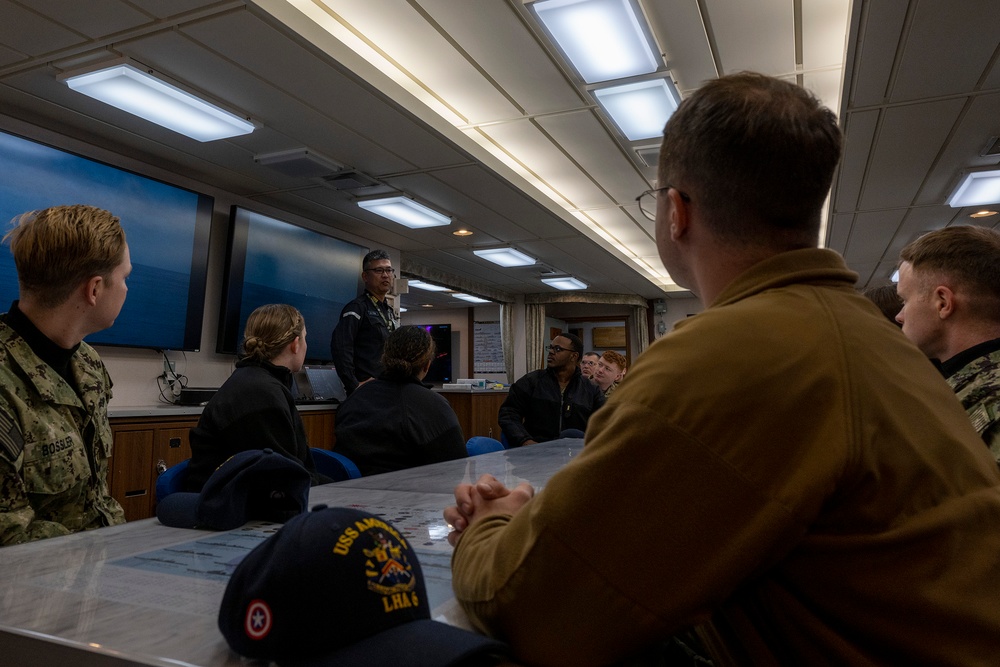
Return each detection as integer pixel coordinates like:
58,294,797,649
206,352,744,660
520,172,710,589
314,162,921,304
254,148,343,178
317,170,382,191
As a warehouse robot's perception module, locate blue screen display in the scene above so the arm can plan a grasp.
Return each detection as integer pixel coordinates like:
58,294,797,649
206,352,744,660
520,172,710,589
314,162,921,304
218,206,366,362
0,129,212,351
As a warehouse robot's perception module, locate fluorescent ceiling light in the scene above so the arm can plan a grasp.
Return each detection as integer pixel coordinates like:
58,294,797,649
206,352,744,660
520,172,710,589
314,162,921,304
453,293,490,303
541,276,589,290
947,169,1000,207
534,0,659,84
357,196,451,228
59,60,255,142
408,280,451,292
594,78,679,141
473,247,537,267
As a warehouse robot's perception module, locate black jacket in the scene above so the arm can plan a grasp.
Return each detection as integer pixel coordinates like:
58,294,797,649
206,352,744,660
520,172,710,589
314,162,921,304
185,359,319,491
329,291,397,395
334,375,466,476
499,366,605,447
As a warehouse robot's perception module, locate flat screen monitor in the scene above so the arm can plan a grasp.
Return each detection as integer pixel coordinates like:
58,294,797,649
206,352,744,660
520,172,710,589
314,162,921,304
412,323,452,384
0,128,212,351
218,206,366,363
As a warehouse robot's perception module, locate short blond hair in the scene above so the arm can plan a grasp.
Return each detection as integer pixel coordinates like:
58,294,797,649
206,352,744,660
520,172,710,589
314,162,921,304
242,304,305,362
4,205,126,308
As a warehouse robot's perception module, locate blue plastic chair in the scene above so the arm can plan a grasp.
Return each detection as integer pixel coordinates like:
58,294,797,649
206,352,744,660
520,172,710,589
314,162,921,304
466,437,505,456
311,448,362,481
155,459,190,502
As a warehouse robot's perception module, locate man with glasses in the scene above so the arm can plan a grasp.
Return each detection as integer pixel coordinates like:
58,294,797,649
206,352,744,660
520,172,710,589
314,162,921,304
579,351,600,380
446,73,1000,665
330,249,399,395
498,333,604,447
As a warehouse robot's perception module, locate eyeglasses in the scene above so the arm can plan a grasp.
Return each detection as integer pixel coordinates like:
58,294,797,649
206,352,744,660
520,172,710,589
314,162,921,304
365,267,396,276
547,344,574,353
635,185,691,221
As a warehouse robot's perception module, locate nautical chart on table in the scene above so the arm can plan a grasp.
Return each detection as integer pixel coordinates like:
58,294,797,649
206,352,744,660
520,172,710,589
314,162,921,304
25,501,458,616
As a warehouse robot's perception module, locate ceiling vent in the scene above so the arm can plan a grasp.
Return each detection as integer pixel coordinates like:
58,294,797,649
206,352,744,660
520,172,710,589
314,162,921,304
254,148,343,178
317,170,382,191
635,144,660,167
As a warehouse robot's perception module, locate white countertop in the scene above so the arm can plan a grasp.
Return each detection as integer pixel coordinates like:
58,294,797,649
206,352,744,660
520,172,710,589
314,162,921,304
0,439,583,666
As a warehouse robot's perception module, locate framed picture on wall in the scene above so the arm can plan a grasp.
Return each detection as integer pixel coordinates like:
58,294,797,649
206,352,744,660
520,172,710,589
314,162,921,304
593,326,626,348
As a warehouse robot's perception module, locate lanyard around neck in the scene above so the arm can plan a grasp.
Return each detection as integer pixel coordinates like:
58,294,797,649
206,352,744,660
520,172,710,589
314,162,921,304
368,293,396,331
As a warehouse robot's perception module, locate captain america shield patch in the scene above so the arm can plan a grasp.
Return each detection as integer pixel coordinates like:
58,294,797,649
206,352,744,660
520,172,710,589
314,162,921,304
245,600,273,640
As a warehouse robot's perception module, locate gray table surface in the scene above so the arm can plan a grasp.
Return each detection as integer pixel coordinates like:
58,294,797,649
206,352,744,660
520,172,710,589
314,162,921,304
0,439,583,667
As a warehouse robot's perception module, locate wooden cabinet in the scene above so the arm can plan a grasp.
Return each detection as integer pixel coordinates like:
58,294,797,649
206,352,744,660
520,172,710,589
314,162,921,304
108,415,196,522
438,390,508,441
108,407,336,521
301,410,336,450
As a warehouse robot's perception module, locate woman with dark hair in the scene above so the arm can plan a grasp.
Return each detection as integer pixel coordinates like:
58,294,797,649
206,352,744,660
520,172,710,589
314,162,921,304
184,304,325,491
334,325,467,476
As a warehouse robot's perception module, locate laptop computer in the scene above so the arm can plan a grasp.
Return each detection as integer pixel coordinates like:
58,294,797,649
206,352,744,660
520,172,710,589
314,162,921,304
292,365,347,404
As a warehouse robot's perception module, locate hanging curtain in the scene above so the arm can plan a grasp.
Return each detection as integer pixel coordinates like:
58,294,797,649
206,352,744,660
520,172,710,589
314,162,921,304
630,304,650,356
525,303,546,371
499,302,514,384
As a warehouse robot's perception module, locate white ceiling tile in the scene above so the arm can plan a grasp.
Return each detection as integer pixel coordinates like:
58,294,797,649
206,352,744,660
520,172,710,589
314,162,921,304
643,0,717,92
416,0,584,115
0,0,81,56
916,92,1000,206
321,0,522,124
480,120,614,210
844,1,907,107
890,0,999,103
801,0,851,70
843,209,906,264
26,0,152,39
833,109,878,214
860,99,966,211
533,110,650,201
705,0,794,76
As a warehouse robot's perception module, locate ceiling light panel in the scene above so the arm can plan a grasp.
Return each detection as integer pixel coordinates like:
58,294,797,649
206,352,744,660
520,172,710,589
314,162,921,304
408,280,451,292
947,169,1000,207
593,78,679,141
533,0,659,83
541,276,588,290
473,248,537,267
60,60,255,142
357,196,451,228
453,293,491,303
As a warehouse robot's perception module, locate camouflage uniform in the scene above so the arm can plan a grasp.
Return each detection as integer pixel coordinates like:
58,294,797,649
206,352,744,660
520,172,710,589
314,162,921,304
0,319,125,546
945,342,1000,463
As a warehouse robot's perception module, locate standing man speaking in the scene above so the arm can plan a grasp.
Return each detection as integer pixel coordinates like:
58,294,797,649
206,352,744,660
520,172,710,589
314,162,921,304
330,249,398,396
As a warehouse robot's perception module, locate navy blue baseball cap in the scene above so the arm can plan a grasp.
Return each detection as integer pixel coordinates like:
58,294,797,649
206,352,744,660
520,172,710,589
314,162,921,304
157,448,310,530
218,505,508,666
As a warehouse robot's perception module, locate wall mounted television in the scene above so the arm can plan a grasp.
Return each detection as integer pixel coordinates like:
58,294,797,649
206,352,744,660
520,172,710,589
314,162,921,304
218,206,366,363
0,128,212,351
412,323,452,384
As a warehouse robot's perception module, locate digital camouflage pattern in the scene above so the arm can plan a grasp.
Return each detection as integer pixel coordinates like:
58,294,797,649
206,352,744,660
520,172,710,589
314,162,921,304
947,347,1000,464
0,319,125,546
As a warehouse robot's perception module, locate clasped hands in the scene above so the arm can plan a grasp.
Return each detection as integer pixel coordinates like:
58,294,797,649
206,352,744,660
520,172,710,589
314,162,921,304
444,474,534,547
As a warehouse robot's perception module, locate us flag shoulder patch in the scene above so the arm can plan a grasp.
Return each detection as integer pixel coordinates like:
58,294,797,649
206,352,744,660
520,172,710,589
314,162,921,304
0,410,24,462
